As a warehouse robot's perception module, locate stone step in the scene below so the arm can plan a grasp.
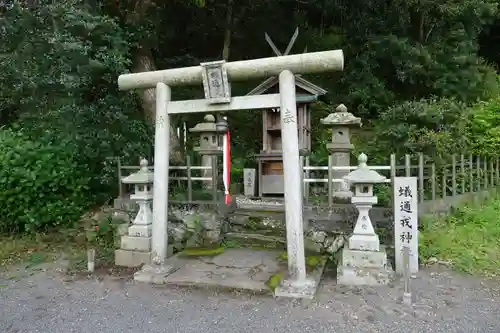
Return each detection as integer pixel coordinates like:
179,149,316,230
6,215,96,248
224,232,286,250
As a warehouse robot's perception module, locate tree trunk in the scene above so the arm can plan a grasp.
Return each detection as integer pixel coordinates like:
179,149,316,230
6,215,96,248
132,46,184,164
222,0,234,60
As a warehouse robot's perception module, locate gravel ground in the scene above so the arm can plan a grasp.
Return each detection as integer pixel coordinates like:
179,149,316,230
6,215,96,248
1,263,500,333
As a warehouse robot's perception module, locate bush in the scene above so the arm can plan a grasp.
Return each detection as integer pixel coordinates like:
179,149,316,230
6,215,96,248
370,98,470,160
469,96,500,158
0,130,91,233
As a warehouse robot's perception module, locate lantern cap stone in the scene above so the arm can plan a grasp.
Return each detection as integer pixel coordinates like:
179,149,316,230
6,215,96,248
189,114,217,133
204,114,215,122
122,158,154,184
344,153,386,184
320,103,362,127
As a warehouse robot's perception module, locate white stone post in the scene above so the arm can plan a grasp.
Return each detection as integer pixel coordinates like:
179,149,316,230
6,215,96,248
152,82,170,265
134,82,176,283
274,70,315,298
279,70,307,281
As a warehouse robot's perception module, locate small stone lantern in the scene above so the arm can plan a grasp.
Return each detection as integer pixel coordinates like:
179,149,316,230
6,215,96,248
122,158,154,237
189,114,223,155
190,114,226,188
320,104,361,199
337,153,393,286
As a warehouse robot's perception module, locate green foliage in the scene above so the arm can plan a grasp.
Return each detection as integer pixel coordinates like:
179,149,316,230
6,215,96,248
367,98,470,161
85,217,117,249
469,96,500,158
1,1,153,203
0,130,91,233
419,195,500,276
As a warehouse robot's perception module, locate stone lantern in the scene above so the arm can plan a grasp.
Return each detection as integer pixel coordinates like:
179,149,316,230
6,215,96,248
336,153,393,286
320,104,361,199
190,114,223,155
115,158,155,267
189,114,225,188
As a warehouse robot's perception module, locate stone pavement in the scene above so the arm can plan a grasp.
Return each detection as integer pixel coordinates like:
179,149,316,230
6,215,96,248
1,262,500,333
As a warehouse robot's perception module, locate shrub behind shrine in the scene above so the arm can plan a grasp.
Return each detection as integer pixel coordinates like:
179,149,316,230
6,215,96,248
0,130,91,233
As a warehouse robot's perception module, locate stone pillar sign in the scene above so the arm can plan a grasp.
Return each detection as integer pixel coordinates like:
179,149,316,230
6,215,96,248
243,168,256,197
320,104,361,199
337,153,394,286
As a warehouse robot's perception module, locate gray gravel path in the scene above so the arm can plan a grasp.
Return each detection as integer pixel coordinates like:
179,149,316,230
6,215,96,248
1,263,500,333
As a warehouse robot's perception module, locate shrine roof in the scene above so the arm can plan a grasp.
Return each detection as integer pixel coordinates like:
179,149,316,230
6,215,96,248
246,75,327,97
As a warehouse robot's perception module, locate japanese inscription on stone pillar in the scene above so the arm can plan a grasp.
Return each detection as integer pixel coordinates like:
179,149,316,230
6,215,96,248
394,177,419,274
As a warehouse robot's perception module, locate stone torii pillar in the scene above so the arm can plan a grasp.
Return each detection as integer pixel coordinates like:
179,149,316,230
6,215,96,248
117,50,344,296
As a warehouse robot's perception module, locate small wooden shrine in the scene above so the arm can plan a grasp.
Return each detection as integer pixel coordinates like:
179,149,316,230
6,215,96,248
245,28,328,197
248,76,327,196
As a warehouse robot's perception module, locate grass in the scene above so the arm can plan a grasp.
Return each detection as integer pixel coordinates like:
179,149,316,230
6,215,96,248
419,195,500,277
0,233,75,268
0,228,116,274
179,246,225,257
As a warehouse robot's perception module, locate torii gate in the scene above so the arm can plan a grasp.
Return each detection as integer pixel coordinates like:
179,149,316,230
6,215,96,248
117,49,344,298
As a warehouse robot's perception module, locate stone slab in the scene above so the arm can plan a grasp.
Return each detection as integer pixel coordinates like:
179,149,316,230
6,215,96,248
115,249,151,267
163,248,283,293
336,265,393,286
134,264,178,284
341,247,388,269
348,234,380,252
274,257,327,299
274,278,317,299
121,235,151,251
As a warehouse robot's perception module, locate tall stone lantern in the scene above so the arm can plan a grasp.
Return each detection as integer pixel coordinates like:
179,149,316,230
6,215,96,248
336,153,393,286
189,114,224,188
320,104,361,199
115,158,155,267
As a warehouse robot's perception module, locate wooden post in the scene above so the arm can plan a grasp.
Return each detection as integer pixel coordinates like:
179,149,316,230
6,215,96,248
300,156,306,203
305,156,310,204
390,154,396,206
327,154,333,208
497,158,500,186
117,157,123,199
460,154,465,194
484,158,488,189
442,165,447,198
469,154,474,193
186,155,193,202
431,163,436,200
405,154,411,177
477,157,481,191
418,153,424,203
490,159,494,187
451,155,457,197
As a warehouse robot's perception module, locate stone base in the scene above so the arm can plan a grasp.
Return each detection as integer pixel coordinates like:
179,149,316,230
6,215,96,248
337,247,393,286
134,264,178,284
121,235,151,251
115,249,151,267
348,234,380,252
274,278,317,299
